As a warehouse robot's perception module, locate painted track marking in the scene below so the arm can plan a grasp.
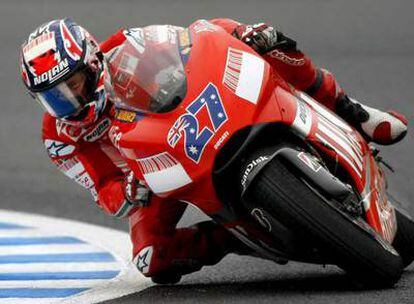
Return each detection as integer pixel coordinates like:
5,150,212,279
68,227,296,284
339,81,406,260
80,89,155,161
0,210,152,303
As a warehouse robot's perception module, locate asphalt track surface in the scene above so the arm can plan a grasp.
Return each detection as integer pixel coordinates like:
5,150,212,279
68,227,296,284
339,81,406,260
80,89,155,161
1,0,413,303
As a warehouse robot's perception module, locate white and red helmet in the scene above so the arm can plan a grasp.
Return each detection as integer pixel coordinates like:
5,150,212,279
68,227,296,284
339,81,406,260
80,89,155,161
20,18,108,126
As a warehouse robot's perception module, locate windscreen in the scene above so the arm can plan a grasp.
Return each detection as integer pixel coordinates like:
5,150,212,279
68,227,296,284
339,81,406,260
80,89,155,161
108,26,188,113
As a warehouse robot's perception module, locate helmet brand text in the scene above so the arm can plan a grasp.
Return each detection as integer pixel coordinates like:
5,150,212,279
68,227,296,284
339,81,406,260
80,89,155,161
34,58,69,85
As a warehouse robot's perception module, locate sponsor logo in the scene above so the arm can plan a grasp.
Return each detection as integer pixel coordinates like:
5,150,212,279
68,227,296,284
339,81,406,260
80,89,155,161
298,92,363,179
167,83,228,163
33,57,70,85
83,118,111,142
44,139,76,158
299,92,352,132
74,171,94,189
297,101,308,125
214,131,229,150
241,156,269,188
56,156,96,192
115,109,137,122
56,157,80,175
135,246,153,274
268,49,305,66
292,97,312,137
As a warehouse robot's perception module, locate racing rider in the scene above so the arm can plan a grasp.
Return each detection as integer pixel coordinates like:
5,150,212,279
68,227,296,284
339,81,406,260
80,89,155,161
20,18,407,284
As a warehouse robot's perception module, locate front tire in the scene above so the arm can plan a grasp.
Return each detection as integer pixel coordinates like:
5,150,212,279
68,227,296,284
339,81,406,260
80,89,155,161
392,208,414,268
244,157,403,288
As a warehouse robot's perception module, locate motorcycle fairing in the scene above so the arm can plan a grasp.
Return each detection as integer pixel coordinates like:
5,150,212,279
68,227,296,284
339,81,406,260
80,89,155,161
275,88,396,242
110,20,397,243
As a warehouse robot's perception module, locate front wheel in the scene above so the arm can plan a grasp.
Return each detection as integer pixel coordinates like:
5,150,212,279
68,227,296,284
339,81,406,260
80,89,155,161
244,156,403,288
392,208,414,268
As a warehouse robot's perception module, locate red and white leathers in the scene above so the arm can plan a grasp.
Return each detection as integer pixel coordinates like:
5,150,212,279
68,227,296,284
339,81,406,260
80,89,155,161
42,18,407,283
42,104,137,218
42,106,241,283
220,19,407,145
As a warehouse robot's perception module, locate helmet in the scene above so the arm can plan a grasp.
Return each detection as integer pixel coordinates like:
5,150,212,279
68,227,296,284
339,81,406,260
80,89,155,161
20,18,108,126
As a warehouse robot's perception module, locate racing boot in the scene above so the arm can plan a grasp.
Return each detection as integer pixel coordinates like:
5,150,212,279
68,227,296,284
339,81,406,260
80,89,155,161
335,95,408,145
150,221,250,285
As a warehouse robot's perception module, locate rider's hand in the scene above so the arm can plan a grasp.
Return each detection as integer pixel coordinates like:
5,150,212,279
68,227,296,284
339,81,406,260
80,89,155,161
233,23,297,54
233,23,276,54
124,170,151,207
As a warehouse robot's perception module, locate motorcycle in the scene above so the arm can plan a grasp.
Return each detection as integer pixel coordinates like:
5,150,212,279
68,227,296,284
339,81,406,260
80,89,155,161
107,20,414,287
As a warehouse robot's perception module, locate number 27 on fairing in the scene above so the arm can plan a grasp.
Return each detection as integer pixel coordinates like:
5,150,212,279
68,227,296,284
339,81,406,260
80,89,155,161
167,83,228,163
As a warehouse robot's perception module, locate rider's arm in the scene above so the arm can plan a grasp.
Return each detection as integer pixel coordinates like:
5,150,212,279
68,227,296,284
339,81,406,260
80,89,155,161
210,18,343,111
41,114,140,218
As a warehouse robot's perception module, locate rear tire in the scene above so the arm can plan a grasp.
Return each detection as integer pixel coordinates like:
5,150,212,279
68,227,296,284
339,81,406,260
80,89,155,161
245,157,403,288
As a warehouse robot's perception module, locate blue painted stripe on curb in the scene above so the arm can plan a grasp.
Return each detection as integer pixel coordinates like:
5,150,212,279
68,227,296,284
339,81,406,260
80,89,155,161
0,288,88,298
0,270,120,281
0,222,30,229
0,252,115,264
0,236,85,246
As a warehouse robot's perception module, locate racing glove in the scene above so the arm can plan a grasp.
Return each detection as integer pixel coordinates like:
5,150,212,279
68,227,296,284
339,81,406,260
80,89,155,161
124,170,151,207
232,23,297,55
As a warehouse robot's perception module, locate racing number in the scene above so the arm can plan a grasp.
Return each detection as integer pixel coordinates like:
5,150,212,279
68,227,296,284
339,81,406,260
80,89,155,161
167,83,227,163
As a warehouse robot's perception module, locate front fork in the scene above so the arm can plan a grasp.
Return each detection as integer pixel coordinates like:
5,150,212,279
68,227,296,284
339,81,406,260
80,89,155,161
361,150,398,243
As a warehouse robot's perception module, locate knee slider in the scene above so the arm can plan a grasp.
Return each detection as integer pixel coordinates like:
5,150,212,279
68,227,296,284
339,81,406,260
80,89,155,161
133,245,154,276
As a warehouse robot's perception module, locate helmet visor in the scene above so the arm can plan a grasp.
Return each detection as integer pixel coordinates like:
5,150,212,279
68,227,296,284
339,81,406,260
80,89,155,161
34,72,89,119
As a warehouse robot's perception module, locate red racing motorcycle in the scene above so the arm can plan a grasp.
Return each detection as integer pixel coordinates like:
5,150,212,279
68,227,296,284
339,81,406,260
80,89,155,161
107,20,414,287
